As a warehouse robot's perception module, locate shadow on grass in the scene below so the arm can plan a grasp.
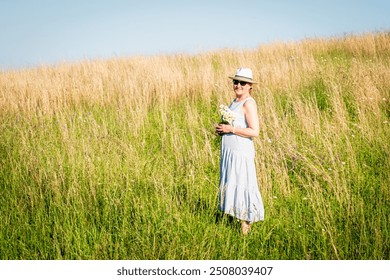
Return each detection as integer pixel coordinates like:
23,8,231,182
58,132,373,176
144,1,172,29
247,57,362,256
190,196,242,234
214,211,241,232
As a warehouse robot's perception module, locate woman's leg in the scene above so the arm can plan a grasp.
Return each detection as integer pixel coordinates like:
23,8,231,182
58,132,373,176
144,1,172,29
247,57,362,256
241,221,252,235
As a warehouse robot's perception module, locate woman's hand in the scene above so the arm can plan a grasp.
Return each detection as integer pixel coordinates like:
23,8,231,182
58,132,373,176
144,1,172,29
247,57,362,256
215,123,233,135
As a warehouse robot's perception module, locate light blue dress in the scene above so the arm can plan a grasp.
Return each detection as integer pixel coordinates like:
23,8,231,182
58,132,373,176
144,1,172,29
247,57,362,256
218,97,265,223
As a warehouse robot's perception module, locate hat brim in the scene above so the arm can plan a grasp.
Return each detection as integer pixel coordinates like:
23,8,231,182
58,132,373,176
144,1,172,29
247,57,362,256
228,76,257,84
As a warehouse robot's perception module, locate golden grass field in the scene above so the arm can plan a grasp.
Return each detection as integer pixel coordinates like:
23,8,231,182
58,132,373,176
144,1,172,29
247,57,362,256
0,32,389,259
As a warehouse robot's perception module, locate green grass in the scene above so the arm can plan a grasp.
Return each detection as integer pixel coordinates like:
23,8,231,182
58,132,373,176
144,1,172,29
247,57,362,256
1,96,389,259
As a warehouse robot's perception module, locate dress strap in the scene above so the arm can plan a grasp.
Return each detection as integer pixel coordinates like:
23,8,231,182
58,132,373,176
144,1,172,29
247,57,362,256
230,97,255,108
238,97,255,106
243,97,255,104
233,97,254,103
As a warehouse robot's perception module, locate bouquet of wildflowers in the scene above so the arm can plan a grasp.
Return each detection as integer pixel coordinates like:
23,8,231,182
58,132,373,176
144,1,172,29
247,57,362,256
219,105,236,125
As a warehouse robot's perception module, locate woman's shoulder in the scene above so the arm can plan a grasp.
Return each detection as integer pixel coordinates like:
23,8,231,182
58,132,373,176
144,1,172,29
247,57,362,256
243,98,258,115
243,97,257,106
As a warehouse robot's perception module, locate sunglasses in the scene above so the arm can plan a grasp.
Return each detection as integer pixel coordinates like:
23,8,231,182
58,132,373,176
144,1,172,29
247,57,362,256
233,80,248,86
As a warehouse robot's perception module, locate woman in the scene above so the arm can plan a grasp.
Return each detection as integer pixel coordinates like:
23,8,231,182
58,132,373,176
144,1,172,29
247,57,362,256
215,68,265,235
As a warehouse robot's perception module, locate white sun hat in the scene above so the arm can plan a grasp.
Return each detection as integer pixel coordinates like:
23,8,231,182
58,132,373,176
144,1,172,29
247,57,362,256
228,67,257,84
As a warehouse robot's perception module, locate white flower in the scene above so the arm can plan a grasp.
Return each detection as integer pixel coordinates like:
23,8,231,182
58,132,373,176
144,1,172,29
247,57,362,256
219,104,236,125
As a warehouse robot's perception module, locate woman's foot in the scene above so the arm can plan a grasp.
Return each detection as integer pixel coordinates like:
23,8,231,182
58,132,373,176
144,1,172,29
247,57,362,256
241,221,252,235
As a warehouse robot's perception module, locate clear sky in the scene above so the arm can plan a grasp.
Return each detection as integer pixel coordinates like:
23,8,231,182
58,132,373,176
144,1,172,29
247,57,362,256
1,0,389,70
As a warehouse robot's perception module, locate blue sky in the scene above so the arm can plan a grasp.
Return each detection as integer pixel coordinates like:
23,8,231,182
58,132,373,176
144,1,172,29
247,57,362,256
1,0,389,70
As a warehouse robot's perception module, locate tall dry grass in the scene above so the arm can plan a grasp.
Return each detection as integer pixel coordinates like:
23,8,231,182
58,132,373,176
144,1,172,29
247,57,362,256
0,32,389,259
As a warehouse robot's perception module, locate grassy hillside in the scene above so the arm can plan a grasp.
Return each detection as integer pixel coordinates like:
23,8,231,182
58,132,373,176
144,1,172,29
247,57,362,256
0,32,389,259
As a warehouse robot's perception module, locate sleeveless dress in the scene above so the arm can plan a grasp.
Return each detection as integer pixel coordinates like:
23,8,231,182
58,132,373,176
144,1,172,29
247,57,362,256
218,97,265,223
